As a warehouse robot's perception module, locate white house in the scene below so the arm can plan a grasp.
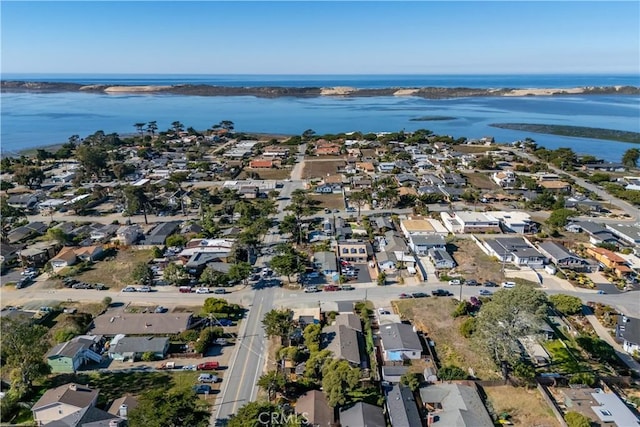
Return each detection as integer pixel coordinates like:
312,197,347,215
440,211,501,234
379,323,422,362
492,170,516,187
477,236,546,268
115,225,142,246
408,234,445,255
490,211,536,234
616,315,640,355
428,248,456,269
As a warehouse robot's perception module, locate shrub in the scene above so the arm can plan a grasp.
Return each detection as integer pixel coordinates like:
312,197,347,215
512,360,536,381
459,317,476,338
565,411,591,427
438,365,466,381
452,301,472,318
569,372,596,387
141,351,156,362
180,329,199,342
53,328,78,343
549,294,583,315
102,296,112,308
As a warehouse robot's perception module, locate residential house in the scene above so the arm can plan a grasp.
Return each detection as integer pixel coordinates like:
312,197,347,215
313,252,338,276
378,231,416,270
538,241,593,272
239,186,259,199
89,224,119,242
0,242,22,270
108,336,170,361
377,162,396,173
337,240,372,263
8,221,48,244
315,143,341,156
114,225,141,246
315,183,337,194
586,247,632,278
321,324,367,368
492,170,517,188
19,241,60,267
108,395,139,421
583,162,626,172
339,402,386,427
408,234,446,255
32,383,99,426
355,162,375,173
44,405,124,427
490,211,536,234
539,180,571,193
396,173,420,186
379,323,422,363
428,248,457,270
606,223,640,246
616,315,640,355
477,236,546,268
294,390,333,427
374,217,394,232
137,221,180,247
400,218,448,239
376,250,397,271
422,174,444,186
249,159,276,169
385,384,423,427
441,173,466,186
334,313,362,332
351,178,372,189
262,145,290,157
46,336,103,373
566,221,619,246
90,312,194,336
440,212,501,234
565,196,603,212
381,365,409,384
561,388,640,427
7,193,39,210
419,383,493,427
438,186,466,202
50,247,79,272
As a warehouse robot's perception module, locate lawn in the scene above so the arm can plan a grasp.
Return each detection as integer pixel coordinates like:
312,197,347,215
302,159,346,179
73,249,155,289
393,298,501,380
309,194,345,209
483,385,560,427
237,167,292,180
543,339,587,374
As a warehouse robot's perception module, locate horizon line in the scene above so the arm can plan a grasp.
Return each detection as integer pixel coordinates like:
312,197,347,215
3,72,639,76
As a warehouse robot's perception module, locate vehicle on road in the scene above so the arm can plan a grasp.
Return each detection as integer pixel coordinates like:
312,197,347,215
138,286,151,292
195,287,210,294
340,285,354,291
411,292,429,298
597,290,606,294
465,280,479,286
198,373,220,383
154,306,167,313
432,289,453,296
213,319,233,327
483,281,498,287
122,286,136,292
323,285,339,292
304,286,319,293
398,293,412,299
324,208,331,214
179,286,193,293
448,279,462,286
479,289,493,296
193,384,212,394
346,207,356,212
377,308,391,315
501,281,516,288
197,361,219,370
213,288,227,294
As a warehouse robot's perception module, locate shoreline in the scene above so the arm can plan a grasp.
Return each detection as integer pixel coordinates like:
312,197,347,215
2,81,638,99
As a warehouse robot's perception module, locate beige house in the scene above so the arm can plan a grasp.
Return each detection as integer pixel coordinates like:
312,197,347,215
32,383,99,426
337,240,372,262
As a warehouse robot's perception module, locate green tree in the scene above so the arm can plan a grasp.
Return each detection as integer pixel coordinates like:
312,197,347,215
262,309,293,345
569,372,596,387
75,144,107,178
141,351,156,361
146,120,158,137
131,262,153,285
194,327,222,354
474,285,549,364
228,261,252,285
622,148,640,169
303,323,322,353
202,298,240,315
257,370,286,402
134,122,146,137
12,166,45,189
349,191,370,217
549,294,583,315
163,262,187,285
270,247,305,283
546,208,577,229
200,265,224,286
285,189,315,244
166,234,187,248
459,317,477,338
438,365,467,381
128,388,210,427
0,318,51,397
565,411,591,427
123,185,153,224
400,372,421,392
321,359,362,407
304,349,332,382
46,227,69,244
228,402,302,427
279,214,301,242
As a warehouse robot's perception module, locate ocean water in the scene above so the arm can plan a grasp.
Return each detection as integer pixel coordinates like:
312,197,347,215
2,74,639,162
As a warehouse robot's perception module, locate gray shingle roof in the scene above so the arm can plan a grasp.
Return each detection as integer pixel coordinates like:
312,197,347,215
109,336,169,355
538,241,584,264
339,402,385,427
380,323,422,352
385,384,423,427
32,383,98,411
334,313,362,332
322,324,365,367
419,383,493,427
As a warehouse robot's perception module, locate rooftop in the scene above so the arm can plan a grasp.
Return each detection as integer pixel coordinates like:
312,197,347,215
91,312,193,336
380,323,422,352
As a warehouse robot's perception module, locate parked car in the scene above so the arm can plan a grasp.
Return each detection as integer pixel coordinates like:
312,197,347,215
483,281,498,287
138,286,151,292
377,308,391,315
72,282,91,289
398,293,412,299
214,319,233,327
122,286,137,292
501,281,516,288
213,288,227,294
306,271,320,278
448,279,462,286
411,292,429,298
93,283,108,290
323,285,339,292
198,374,220,383
465,280,479,286
340,285,355,291
479,289,493,296
16,277,33,289
304,286,319,293
195,287,210,294
346,207,356,212
214,338,228,346
179,286,193,293
154,306,167,313
197,361,219,370
432,289,453,296
193,384,212,394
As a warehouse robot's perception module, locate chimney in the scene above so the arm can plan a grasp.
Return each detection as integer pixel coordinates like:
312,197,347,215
109,420,120,427
118,404,128,418
69,384,77,391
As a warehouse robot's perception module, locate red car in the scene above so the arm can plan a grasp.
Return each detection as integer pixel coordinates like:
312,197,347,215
197,361,219,370
323,285,339,292
398,293,412,299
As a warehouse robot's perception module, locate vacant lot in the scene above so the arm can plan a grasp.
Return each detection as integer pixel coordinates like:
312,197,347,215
448,238,506,284
302,159,346,179
309,194,345,209
237,168,292,180
393,298,501,380
454,145,499,154
483,385,559,427
74,249,155,289
463,172,501,190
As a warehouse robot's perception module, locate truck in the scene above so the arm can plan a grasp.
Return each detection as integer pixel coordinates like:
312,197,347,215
197,361,219,371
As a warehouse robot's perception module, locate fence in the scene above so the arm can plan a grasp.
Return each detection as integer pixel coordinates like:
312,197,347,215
536,382,568,427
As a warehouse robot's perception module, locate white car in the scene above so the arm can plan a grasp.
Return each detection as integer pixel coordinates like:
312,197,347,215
501,281,516,288
448,279,462,286
195,287,210,294
122,286,137,292
138,286,151,292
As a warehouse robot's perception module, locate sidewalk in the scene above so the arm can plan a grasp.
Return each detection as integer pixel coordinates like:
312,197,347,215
583,312,640,377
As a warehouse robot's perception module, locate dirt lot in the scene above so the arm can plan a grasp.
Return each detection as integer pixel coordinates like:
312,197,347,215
309,194,345,209
302,159,346,179
454,145,499,154
73,249,155,289
463,172,501,190
393,298,501,380
447,238,508,284
483,385,560,427
237,168,292,180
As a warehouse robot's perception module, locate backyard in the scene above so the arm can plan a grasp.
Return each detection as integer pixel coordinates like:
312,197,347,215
483,385,560,427
393,297,501,380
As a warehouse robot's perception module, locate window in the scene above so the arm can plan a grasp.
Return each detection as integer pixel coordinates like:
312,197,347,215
599,410,612,416
359,248,365,253
342,248,348,254
351,248,357,254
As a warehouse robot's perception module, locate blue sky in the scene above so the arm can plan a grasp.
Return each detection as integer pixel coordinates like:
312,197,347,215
2,1,639,74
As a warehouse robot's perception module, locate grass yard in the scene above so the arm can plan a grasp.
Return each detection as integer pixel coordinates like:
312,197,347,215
237,168,292,180
74,249,155,289
393,298,501,380
302,159,346,179
543,339,588,374
309,194,345,209
463,172,501,190
483,385,560,427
